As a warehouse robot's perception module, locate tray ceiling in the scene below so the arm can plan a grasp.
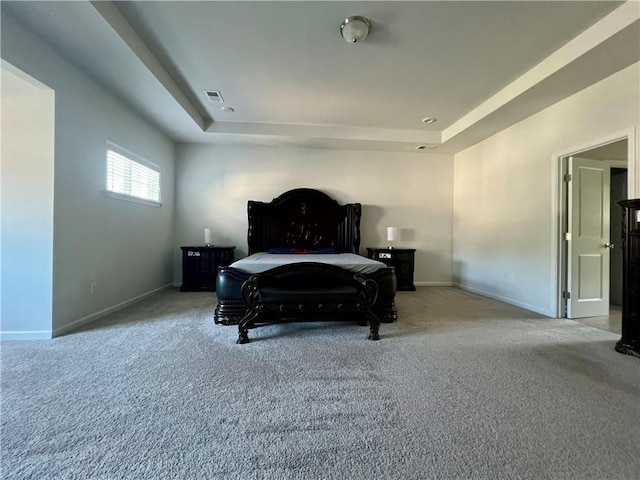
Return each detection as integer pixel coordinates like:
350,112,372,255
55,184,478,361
2,1,638,153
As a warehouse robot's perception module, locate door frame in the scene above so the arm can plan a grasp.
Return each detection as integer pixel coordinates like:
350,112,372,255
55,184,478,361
551,127,637,318
562,157,625,318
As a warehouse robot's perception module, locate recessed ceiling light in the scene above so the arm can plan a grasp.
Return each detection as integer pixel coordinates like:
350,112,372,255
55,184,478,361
422,117,437,124
415,145,437,151
221,106,235,113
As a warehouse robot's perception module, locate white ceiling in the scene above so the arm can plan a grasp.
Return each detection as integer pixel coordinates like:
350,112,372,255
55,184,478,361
580,139,629,161
3,1,639,153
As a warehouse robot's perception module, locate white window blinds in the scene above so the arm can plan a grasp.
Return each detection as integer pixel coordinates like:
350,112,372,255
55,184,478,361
106,146,160,204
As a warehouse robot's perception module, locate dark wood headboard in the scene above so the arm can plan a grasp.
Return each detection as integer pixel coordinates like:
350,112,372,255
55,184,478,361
247,189,362,255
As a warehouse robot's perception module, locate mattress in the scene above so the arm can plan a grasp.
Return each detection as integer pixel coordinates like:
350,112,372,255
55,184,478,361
229,252,387,275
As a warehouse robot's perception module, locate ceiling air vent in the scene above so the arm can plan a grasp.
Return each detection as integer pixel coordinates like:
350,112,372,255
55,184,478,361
204,90,224,103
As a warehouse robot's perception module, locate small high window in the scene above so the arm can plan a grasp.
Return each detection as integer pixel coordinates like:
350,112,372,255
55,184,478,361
106,143,161,205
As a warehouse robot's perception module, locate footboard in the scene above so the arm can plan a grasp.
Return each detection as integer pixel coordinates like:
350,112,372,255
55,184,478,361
234,262,381,343
215,264,397,325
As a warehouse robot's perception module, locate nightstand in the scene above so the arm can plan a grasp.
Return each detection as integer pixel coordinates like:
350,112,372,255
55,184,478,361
366,248,416,291
180,246,235,292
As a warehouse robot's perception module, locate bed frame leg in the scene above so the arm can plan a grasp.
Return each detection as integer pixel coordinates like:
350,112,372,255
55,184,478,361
236,306,261,344
237,329,250,344
237,317,254,344
368,320,380,341
361,306,380,341
237,277,263,344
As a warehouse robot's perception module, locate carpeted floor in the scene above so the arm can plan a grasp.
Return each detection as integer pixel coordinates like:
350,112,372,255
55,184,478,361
1,287,639,479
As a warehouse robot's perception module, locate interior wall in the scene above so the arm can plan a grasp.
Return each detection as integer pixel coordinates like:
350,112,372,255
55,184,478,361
1,62,55,339
174,144,454,286
1,13,176,336
453,62,639,316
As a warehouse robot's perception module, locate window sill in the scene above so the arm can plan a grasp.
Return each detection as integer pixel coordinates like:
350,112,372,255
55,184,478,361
105,190,162,207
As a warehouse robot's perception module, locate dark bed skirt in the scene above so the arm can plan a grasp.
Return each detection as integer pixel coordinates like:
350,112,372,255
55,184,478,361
214,265,398,325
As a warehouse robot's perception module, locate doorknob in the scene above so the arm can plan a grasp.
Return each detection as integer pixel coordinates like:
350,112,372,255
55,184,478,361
604,243,615,249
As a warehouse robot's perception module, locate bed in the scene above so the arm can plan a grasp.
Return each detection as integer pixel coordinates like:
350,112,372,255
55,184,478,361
214,188,398,341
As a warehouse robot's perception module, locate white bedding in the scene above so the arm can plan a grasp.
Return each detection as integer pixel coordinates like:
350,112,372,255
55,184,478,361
229,252,387,275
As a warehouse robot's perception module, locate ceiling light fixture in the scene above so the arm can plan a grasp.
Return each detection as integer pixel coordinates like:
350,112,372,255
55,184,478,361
422,117,437,124
340,16,371,44
221,106,235,113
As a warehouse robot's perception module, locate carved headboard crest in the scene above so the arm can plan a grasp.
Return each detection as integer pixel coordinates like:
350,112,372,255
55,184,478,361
247,188,361,255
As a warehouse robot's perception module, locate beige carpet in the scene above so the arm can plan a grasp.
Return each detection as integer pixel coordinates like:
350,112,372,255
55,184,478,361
1,287,638,479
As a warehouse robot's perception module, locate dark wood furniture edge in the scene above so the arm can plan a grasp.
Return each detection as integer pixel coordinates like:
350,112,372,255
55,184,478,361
617,199,640,359
234,262,381,344
215,265,397,325
615,340,640,358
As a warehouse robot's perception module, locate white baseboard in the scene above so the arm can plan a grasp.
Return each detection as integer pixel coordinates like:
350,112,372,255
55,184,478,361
455,283,553,317
0,330,52,341
413,281,454,287
52,283,175,337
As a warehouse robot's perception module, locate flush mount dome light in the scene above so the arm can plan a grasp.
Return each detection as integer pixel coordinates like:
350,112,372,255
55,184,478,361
340,16,371,43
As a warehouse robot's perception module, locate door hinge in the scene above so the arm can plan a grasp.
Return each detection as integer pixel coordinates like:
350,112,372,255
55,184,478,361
562,291,571,300
564,174,572,182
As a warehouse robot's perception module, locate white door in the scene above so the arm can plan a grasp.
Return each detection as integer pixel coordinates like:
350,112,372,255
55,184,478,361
567,157,611,318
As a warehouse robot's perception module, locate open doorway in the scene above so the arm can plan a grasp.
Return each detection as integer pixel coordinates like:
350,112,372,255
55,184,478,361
558,138,628,334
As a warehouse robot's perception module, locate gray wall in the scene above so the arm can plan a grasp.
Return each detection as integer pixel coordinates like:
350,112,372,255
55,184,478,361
1,13,176,336
174,144,455,287
453,63,639,316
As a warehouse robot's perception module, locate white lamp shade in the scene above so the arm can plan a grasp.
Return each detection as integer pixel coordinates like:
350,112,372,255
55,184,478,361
204,228,212,245
340,16,371,43
387,227,397,242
